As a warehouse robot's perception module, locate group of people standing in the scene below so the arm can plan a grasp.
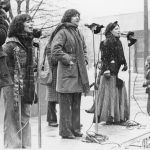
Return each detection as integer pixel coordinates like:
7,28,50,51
0,4,130,148
45,9,129,139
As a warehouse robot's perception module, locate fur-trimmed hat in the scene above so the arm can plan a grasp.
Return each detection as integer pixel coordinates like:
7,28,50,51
104,21,119,36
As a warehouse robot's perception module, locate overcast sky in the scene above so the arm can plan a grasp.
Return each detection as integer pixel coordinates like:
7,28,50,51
67,0,148,19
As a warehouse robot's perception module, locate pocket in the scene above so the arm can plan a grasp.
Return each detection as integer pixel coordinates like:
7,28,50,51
63,63,78,78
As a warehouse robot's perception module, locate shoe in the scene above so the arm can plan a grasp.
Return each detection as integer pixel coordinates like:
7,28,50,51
85,105,95,113
62,135,75,139
73,131,83,137
106,121,113,125
48,122,58,127
85,109,94,113
22,146,31,148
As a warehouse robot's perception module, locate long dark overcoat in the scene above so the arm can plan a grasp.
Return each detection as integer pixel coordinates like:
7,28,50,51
50,28,88,93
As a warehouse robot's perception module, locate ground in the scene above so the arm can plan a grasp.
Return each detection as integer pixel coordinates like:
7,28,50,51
0,70,150,150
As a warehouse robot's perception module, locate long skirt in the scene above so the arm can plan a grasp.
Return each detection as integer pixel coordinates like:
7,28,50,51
94,75,129,123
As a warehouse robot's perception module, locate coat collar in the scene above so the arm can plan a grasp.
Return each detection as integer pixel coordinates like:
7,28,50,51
6,37,26,49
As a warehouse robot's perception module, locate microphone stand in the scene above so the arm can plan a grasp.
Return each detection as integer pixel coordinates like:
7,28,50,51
34,41,42,148
94,31,103,134
127,35,137,120
128,43,131,120
14,50,23,148
85,23,104,134
92,30,98,133
86,24,104,134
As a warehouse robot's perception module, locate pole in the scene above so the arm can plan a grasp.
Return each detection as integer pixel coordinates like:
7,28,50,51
18,95,22,147
36,42,42,148
92,32,98,134
128,46,131,119
144,0,149,76
15,49,23,148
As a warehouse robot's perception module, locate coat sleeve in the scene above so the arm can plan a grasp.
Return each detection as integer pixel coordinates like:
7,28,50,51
82,34,88,65
78,29,88,65
51,29,72,65
0,16,9,46
100,41,110,71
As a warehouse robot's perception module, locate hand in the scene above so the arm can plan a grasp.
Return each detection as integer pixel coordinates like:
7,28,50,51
69,61,74,65
122,65,128,71
143,81,148,87
103,70,111,79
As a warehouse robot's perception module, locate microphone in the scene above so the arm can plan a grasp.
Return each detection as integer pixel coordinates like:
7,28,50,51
84,23,104,34
120,31,137,47
33,28,42,38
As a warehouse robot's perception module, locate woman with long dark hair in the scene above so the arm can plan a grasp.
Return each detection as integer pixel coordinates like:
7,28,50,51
48,9,89,139
3,14,37,148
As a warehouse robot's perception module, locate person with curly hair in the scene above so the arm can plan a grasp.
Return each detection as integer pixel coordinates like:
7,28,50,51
3,14,37,148
48,9,89,139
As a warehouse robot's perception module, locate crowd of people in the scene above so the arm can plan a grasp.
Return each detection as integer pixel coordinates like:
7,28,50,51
0,1,145,149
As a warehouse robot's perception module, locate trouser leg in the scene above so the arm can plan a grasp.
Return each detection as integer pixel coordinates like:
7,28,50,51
72,93,81,132
3,86,21,148
47,101,57,123
21,102,31,148
59,93,73,137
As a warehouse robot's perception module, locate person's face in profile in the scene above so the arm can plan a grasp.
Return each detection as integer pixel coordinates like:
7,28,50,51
71,14,80,26
111,25,120,37
24,19,34,33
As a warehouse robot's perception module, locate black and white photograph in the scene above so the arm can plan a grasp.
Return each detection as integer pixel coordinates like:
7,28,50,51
0,0,150,149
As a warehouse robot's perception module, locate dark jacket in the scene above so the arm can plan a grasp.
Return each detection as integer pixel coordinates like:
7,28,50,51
50,25,89,93
0,15,13,88
100,38,127,76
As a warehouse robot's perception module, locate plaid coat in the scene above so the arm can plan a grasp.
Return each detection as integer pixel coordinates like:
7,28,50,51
45,41,59,102
3,37,37,104
46,64,59,102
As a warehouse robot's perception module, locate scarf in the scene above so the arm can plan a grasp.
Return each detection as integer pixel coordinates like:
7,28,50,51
17,33,36,104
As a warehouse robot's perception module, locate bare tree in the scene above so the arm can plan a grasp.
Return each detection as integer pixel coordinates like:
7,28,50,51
26,0,30,14
7,0,68,38
7,0,14,19
15,0,24,14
